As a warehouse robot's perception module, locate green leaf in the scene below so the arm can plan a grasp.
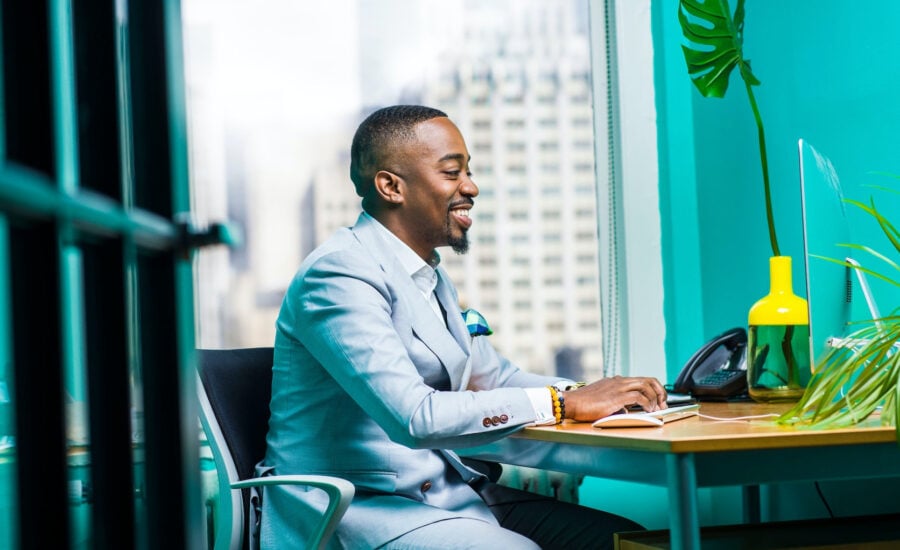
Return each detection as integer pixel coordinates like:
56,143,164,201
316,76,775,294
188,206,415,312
678,0,780,256
845,198,900,257
777,319,900,430
810,252,900,289
678,0,759,98
835,244,900,287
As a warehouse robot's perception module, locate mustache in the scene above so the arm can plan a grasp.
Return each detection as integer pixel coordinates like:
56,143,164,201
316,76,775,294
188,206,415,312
448,198,474,210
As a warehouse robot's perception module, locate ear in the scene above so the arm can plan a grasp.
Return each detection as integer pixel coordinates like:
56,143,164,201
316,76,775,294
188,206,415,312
373,170,404,205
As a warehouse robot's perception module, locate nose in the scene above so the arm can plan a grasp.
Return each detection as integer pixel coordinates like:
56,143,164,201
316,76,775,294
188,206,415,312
461,173,478,197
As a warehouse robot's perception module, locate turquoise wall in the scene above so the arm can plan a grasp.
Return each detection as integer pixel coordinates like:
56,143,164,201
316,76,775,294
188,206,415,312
657,0,900,373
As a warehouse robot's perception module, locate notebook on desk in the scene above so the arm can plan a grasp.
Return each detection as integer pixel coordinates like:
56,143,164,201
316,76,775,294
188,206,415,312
592,403,700,428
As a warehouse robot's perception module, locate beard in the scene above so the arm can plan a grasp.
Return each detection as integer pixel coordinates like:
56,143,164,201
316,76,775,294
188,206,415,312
448,231,469,254
445,198,473,254
419,213,470,254
443,215,469,254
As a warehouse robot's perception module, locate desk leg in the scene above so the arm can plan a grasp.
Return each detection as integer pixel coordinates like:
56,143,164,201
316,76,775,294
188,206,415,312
666,453,700,550
742,485,761,524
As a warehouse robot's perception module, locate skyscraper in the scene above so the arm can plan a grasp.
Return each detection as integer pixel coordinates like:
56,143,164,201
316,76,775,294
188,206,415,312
315,0,602,378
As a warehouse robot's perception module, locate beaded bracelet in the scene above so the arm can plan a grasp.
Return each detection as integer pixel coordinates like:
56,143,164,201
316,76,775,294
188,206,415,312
547,386,563,424
558,390,566,421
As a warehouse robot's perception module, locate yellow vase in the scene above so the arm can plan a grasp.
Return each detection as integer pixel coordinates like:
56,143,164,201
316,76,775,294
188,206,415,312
747,256,812,402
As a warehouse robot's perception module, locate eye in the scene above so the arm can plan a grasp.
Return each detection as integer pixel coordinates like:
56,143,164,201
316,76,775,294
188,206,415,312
444,170,461,178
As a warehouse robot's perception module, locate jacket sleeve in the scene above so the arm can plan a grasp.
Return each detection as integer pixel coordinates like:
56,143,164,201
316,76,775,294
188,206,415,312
285,249,542,450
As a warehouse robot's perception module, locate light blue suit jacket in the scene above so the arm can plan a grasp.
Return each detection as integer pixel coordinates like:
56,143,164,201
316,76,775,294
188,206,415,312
260,213,566,549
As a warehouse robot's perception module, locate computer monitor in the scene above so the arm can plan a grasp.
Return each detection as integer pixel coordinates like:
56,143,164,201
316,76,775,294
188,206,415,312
798,139,853,365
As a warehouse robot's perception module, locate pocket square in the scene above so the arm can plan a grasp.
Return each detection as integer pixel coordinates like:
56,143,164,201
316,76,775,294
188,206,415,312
461,308,493,336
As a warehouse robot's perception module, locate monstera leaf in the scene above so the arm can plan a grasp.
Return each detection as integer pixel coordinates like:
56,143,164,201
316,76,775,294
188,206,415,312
678,0,780,257
679,0,759,98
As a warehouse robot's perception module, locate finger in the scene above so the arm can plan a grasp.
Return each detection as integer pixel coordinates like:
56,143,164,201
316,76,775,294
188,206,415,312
629,377,666,409
638,380,665,411
648,378,668,408
628,389,658,412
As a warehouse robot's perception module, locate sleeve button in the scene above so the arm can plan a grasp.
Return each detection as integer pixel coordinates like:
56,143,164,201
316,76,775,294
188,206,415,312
491,416,501,426
482,417,492,428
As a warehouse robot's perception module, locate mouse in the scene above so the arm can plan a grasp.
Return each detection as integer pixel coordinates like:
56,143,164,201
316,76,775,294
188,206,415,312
592,403,700,428
592,414,667,428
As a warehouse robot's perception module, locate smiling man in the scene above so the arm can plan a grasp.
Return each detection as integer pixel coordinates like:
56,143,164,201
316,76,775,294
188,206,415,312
260,105,666,549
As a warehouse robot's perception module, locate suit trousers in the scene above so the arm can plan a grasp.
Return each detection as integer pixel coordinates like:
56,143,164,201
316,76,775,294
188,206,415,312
381,481,644,550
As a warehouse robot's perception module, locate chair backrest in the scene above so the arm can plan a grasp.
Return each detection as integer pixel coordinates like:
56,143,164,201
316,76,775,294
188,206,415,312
197,347,274,550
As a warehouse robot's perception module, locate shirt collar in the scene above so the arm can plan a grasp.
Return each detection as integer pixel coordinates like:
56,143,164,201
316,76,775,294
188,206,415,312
363,211,441,278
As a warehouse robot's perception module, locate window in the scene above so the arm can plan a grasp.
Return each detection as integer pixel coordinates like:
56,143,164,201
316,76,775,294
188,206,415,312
2,3,202,547
182,0,663,383
543,233,562,243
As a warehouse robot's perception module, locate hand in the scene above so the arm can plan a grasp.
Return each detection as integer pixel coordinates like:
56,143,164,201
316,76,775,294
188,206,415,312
562,375,667,422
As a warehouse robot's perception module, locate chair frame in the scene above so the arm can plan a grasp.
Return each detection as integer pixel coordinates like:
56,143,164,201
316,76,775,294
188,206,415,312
197,349,354,550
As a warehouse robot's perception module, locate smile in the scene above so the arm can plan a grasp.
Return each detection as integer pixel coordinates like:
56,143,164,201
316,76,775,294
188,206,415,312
450,207,472,230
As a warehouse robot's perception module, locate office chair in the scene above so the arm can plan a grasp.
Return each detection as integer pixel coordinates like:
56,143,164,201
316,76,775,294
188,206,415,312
197,347,354,550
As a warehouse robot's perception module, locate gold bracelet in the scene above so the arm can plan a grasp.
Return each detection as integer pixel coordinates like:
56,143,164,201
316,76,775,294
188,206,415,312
565,381,587,391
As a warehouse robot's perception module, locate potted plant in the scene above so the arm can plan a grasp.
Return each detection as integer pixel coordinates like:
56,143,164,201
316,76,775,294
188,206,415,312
778,186,900,431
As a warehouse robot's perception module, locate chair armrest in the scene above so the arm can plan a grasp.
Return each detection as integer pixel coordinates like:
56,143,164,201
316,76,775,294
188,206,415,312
231,475,354,550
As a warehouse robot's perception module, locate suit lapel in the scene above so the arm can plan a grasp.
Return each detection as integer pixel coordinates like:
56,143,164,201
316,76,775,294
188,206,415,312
435,270,469,352
434,270,473,390
352,215,469,390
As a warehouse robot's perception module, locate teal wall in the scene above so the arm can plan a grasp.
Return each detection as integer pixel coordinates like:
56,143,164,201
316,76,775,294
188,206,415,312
580,479,744,530
656,0,900,374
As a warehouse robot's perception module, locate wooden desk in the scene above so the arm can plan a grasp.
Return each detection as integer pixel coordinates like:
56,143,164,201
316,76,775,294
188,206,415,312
458,401,900,550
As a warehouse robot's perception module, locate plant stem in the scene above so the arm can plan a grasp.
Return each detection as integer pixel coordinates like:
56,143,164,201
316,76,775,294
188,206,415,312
744,79,780,257
782,325,798,387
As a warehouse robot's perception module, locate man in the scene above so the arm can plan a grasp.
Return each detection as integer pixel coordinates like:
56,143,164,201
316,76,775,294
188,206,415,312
261,105,667,549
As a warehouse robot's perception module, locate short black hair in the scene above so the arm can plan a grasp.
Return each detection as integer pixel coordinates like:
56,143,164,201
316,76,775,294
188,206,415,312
349,105,448,197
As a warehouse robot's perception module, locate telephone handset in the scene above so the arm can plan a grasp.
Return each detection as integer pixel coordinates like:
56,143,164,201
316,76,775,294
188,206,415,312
672,327,748,400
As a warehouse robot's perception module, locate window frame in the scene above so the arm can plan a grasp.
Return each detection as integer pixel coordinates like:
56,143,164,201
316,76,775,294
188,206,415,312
590,0,666,380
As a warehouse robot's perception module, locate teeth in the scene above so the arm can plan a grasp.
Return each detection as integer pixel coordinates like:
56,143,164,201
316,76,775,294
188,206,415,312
454,210,470,218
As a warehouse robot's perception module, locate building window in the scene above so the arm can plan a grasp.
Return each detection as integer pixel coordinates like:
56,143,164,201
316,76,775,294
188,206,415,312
184,0,626,382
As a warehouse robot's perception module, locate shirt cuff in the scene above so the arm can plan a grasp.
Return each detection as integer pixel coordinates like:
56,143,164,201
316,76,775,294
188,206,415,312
524,387,557,425
524,380,577,425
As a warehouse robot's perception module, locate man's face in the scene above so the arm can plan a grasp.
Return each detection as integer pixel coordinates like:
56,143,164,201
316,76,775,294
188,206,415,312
392,117,478,255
